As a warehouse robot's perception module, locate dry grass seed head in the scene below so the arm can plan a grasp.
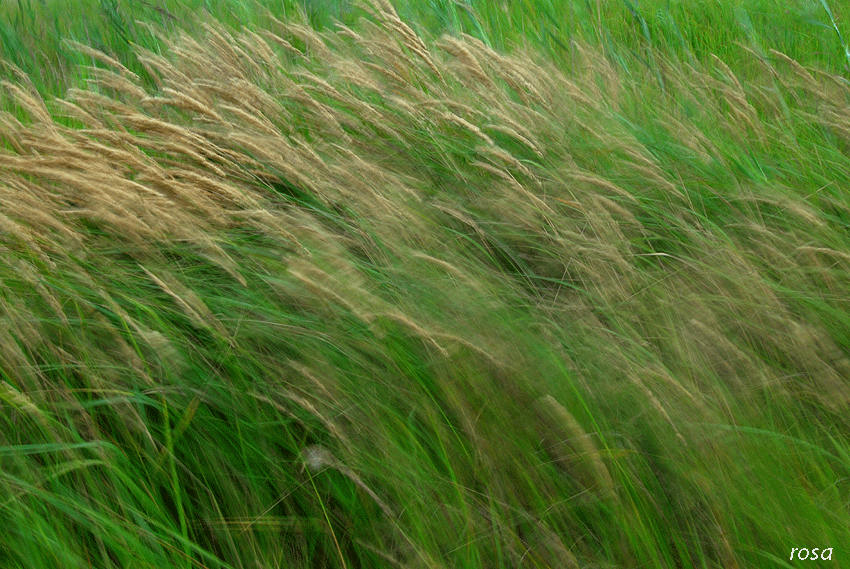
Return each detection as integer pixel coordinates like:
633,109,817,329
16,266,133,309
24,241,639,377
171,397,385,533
687,318,758,391
493,60,546,106
237,28,280,68
139,264,229,339
482,122,543,157
331,57,385,95
377,310,449,357
1,380,61,442
533,394,615,495
437,35,494,90
0,112,28,154
0,192,81,256
795,245,850,266
158,87,223,122
9,258,67,328
569,41,621,106
64,39,138,79
0,286,43,351
477,144,536,180
328,142,415,199
657,111,715,163
133,49,190,92
259,29,303,58
809,67,850,106
593,195,640,226
287,265,375,324
291,69,353,108
0,212,55,270
787,323,850,412
354,19,420,79
1,81,52,125
439,110,492,145
198,22,254,78
381,20,444,85
193,78,285,119
368,0,438,64
251,391,354,459
286,85,351,142
0,320,39,385
283,23,334,61
720,91,763,140
710,54,745,96
409,252,486,292
629,373,688,445
144,132,233,179
567,171,637,202
152,176,231,225
769,49,818,89
555,74,601,109
218,103,279,135
82,66,148,102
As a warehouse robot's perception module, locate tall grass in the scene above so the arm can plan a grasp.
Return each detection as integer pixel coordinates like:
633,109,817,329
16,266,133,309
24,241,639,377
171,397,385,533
1,0,849,568
2,0,850,104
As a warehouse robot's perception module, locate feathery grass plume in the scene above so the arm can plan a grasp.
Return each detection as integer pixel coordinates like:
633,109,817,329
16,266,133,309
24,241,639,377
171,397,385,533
365,0,445,85
593,195,641,227
236,27,280,68
109,305,187,381
809,65,850,105
769,48,819,89
476,144,536,181
0,113,28,153
79,65,149,102
686,317,758,391
9,258,68,328
533,394,615,496
565,40,621,108
0,184,77,263
436,34,494,90
705,57,765,142
629,373,688,446
0,380,65,448
784,321,850,413
285,360,340,408
482,120,543,158
284,21,334,62
375,310,449,357
286,84,352,141
0,280,41,349
139,264,230,340
62,39,138,79
156,86,225,122
564,170,637,202
0,67,52,125
286,264,375,324
0,311,36,385
259,389,354,457
300,444,395,518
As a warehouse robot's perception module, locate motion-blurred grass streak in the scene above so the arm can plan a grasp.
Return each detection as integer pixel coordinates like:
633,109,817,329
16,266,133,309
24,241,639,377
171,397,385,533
1,1,849,568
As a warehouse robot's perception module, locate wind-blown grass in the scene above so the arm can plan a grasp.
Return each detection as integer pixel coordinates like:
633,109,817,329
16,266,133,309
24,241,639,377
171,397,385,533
1,1,849,568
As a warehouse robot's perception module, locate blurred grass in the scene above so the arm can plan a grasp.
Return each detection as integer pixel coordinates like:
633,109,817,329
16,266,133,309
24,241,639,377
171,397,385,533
3,0,850,102
0,0,849,568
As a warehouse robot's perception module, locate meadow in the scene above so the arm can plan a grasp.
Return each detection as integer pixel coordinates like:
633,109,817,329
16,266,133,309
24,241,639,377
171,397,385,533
1,0,850,567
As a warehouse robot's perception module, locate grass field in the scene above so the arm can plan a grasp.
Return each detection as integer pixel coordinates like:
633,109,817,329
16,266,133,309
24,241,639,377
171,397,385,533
1,1,850,568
